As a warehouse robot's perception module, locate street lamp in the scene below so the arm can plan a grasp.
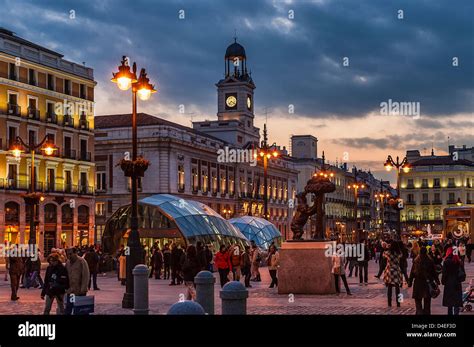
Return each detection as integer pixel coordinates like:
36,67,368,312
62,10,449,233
254,123,279,220
9,135,57,245
375,191,390,235
456,198,463,207
111,56,156,309
384,155,410,236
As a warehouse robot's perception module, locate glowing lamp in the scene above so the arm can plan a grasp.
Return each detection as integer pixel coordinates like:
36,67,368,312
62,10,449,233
111,56,138,91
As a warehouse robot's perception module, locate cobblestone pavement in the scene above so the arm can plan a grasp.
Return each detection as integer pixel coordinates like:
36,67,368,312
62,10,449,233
0,260,472,315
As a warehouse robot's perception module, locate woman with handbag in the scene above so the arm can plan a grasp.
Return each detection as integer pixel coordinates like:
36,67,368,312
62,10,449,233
442,246,465,315
383,241,403,307
408,247,440,315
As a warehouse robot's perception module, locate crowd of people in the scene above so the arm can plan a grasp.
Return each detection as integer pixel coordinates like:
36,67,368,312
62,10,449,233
134,240,280,299
4,244,105,315
332,233,469,315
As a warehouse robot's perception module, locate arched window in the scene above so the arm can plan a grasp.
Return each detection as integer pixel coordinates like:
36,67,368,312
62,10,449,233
44,204,57,224
78,205,89,224
62,205,73,224
408,210,415,221
434,208,441,219
422,209,429,220
5,201,20,223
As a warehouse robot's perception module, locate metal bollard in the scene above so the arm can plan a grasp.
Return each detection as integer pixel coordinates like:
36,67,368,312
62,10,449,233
133,264,149,315
167,301,205,315
220,281,248,315
194,271,216,315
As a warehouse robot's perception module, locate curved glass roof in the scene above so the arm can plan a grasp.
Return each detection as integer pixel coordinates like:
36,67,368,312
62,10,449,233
102,194,248,253
229,216,282,250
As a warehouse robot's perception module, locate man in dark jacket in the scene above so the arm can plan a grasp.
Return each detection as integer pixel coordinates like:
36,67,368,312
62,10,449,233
196,241,208,271
84,246,100,290
41,253,69,315
169,244,184,285
8,249,24,301
151,247,164,279
408,247,440,315
241,245,252,288
163,244,171,280
357,239,370,285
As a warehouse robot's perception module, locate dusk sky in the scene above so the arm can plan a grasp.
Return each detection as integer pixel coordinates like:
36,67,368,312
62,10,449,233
1,0,473,185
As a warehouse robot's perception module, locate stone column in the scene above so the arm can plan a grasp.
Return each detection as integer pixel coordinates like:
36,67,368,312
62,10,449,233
194,271,216,315
220,281,248,315
132,264,149,315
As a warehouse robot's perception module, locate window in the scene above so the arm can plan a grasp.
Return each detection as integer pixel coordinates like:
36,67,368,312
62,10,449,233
28,130,37,147
47,168,55,191
47,74,54,91
28,69,36,86
9,63,17,80
422,179,428,188
408,210,415,220
96,202,105,216
448,192,455,203
433,178,440,187
407,179,414,188
64,79,71,95
64,170,72,192
80,84,86,99
192,167,198,191
407,193,414,203
237,136,243,143
8,126,17,147
178,165,185,191
434,192,441,202
448,178,455,187
201,170,208,192
96,172,106,191
422,209,429,220
80,172,88,193
211,171,217,193
434,208,441,219
7,164,17,188
422,193,429,203
220,172,226,193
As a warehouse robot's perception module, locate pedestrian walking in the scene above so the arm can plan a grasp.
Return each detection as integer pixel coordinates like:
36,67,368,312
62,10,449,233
151,246,164,279
358,239,370,286
250,240,261,282
442,246,465,315
332,243,351,295
170,243,184,286
163,243,171,280
230,244,242,281
375,242,388,279
41,253,69,315
196,241,208,271
408,247,440,315
383,241,403,307
267,244,280,288
240,245,252,288
215,244,231,287
8,246,24,301
84,246,100,290
399,241,409,284
24,254,42,289
65,248,90,315
182,245,201,300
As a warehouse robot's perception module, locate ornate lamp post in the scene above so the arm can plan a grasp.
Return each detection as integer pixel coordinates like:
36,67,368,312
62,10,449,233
255,124,279,220
384,155,410,236
10,135,57,245
374,191,390,235
111,56,156,309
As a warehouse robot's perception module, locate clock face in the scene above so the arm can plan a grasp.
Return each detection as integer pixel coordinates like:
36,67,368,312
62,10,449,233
226,95,237,108
247,96,251,109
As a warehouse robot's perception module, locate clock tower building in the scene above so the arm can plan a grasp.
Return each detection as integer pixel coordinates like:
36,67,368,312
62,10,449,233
193,39,260,148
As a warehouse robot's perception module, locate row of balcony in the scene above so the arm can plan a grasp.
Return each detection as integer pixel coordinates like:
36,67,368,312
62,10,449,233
7,215,89,224
0,179,94,195
406,200,472,205
4,104,91,130
405,184,472,189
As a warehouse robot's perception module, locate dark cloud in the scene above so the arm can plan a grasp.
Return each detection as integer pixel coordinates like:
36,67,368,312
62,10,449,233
0,0,472,122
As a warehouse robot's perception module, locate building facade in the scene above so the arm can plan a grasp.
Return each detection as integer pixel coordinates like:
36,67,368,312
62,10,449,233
400,147,474,235
0,28,96,254
95,40,298,243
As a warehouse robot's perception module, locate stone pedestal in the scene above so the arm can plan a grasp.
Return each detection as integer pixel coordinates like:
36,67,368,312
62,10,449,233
278,240,336,294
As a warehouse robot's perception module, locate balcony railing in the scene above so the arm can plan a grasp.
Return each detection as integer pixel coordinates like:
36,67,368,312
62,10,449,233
79,120,90,130
432,200,442,205
27,107,40,120
7,103,21,116
0,179,94,195
63,116,75,127
447,200,457,204
79,151,91,162
62,149,77,160
421,200,430,205
406,201,416,205
46,112,57,124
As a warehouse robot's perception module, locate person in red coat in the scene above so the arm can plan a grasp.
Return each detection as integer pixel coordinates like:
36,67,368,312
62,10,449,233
214,245,232,287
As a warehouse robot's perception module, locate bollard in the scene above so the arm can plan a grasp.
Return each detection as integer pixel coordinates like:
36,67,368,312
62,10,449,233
167,301,205,315
220,281,248,315
194,271,216,315
133,264,149,315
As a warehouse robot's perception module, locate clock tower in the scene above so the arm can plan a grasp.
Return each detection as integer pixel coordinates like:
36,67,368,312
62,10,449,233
216,39,256,130
194,38,260,147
